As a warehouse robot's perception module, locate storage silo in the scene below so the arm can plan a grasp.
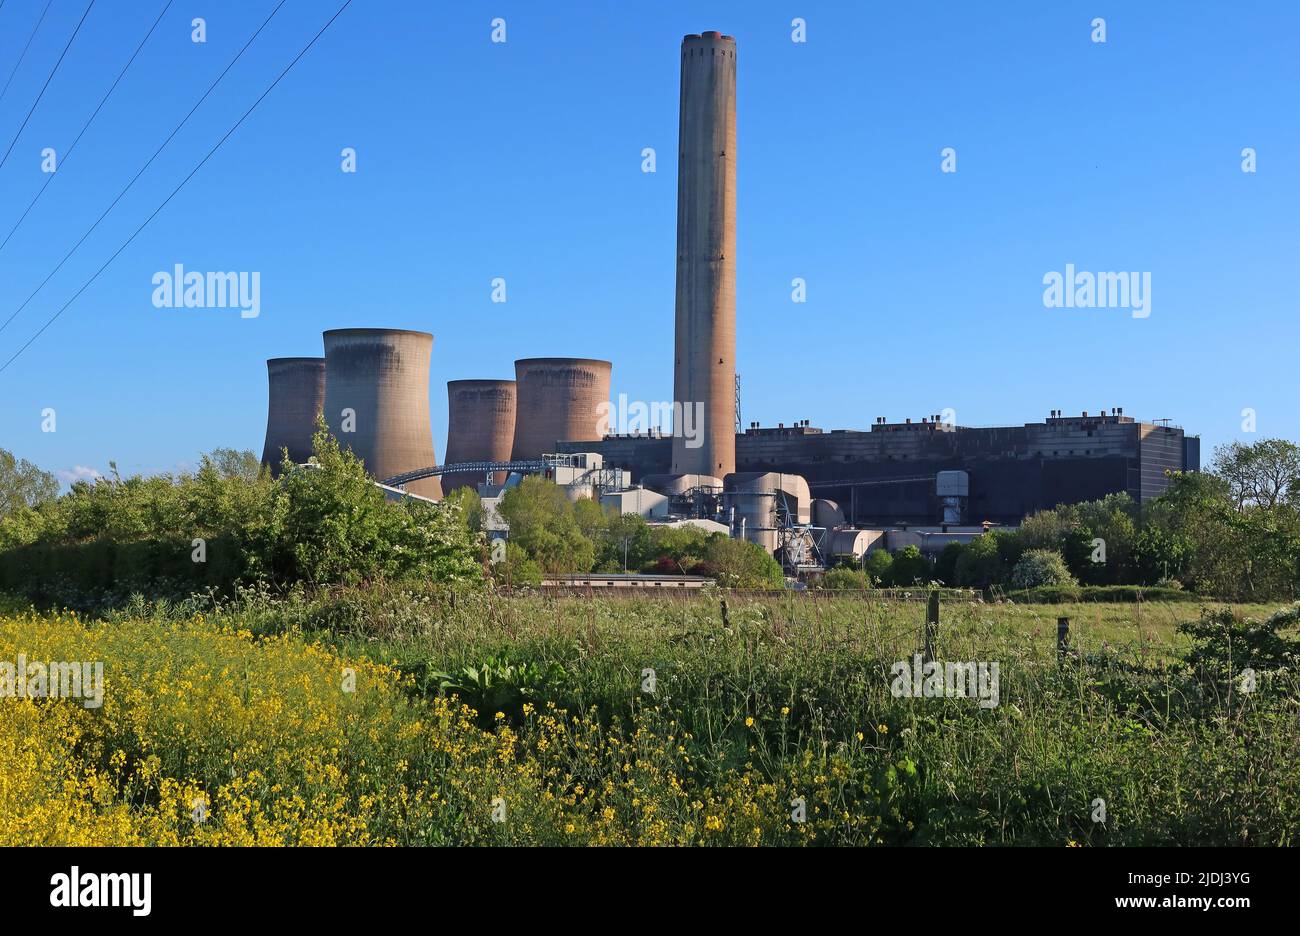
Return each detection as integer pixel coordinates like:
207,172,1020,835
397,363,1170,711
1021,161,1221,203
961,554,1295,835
443,379,516,494
510,358,612,461
322,328,442,499
261,357,325,474
722,472,811,553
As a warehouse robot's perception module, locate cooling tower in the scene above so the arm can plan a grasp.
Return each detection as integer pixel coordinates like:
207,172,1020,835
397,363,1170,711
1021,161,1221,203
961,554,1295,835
511,358,612,461
322,328,442,499
443,379,516,494
672,31,737,478
261,357,325,474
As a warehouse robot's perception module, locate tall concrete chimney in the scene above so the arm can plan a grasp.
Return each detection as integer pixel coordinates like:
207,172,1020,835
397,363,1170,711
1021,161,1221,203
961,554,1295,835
322,328,442,499
261,357,325,475
444,379,516,494
672,31,737,478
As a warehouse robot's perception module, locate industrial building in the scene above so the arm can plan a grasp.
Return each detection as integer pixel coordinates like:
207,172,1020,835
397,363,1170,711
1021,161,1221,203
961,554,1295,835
559,409,1198,528
254,29,1201,578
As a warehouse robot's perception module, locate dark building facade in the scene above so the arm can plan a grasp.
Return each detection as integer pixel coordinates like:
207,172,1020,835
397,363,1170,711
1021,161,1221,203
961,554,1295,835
558,410,1199,527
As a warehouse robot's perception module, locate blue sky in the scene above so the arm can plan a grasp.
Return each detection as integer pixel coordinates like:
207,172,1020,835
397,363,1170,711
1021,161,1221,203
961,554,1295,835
0,0,1296,484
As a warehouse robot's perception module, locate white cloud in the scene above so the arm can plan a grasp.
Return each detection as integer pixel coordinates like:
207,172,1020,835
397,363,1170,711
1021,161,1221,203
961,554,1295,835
56,465,103,486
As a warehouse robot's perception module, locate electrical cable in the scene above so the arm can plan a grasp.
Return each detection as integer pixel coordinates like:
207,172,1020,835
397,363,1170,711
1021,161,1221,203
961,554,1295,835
0,0,175,255
0,0,354,374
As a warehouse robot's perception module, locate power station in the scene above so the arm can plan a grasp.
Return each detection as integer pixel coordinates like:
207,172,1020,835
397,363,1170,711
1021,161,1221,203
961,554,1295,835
257,30,1200,572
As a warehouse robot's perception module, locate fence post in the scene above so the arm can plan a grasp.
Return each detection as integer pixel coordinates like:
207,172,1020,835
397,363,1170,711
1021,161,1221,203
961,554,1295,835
924,590,940,663
1057,616,1071,663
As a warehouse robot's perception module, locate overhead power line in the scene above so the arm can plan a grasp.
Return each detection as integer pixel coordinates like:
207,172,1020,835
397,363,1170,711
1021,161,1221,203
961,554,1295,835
0,0,354,375
0,0,96,171
0,0,55,107
0,0,288,339
0,0,175,256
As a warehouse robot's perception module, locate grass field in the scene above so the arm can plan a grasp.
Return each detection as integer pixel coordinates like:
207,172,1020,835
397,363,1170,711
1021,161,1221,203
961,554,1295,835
1,588,1296,846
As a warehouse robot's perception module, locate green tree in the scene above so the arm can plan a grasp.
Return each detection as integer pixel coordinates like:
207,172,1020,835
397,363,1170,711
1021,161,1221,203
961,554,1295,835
602,513,654,572
1212,439,1300,511
1070,493,1138,584
1131,525,1191,585
274,423,481,585
443,485,485,533
573,497,612,543
203,447,264,482
489,541,542,586
496,477,595,573
702,535,784,589
862,549,894,587
0,448,59,518
889,545,930,587
1161,467,1299,599
955,533,1004,588
647,524,711,573
933,541,965,585
1015,508,1072,553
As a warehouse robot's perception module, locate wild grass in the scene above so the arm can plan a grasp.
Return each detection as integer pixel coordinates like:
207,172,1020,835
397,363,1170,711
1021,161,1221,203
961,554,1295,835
2,587,1296,845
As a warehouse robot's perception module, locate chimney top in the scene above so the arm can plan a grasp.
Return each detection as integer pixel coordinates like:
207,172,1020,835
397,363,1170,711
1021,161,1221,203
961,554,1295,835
685,31,735,43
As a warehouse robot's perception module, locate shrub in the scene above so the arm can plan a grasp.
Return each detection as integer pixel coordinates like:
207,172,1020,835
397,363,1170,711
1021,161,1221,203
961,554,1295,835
703,535,784,589
0,424,482,605
933,542,964,586
1178,603,1300,694
819,567,870,590
491,542,542,586
889,545,930,587
863,549,893,586
1010,549,1075,589
1005,585,1201,603
955,534,1003,587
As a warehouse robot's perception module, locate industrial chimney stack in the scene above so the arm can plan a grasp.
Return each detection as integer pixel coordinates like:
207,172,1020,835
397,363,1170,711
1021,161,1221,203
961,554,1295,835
322,328,442,499
672,31,737,478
